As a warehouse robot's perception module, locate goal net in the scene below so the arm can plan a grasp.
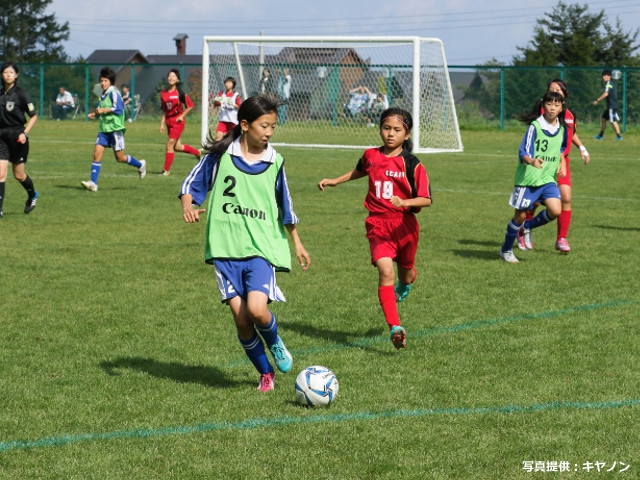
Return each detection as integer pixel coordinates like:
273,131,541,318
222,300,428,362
202,36,463,153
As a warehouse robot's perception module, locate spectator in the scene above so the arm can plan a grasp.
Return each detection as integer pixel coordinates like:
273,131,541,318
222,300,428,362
259,67,276,100
52,86,75,120
365,93,389,126
278,68,291,124
344,85,372,119
121,84,133,123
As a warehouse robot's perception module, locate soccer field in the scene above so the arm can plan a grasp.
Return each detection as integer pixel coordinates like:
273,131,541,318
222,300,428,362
0,119,638,479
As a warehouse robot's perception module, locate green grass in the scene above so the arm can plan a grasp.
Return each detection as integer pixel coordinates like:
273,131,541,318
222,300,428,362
0,118,638,479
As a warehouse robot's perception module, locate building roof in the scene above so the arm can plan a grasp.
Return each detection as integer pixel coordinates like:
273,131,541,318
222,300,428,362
86,50,148,64
146,54,201,64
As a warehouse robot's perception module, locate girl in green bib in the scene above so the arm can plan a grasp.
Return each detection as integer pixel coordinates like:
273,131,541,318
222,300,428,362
500,91,567,263
180,96,310,392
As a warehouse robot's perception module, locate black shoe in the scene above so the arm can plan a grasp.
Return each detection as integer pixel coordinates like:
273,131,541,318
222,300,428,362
24,191,39,214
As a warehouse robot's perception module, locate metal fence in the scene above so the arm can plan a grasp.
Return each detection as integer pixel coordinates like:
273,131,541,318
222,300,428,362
15,62,640,131
449,65,639,131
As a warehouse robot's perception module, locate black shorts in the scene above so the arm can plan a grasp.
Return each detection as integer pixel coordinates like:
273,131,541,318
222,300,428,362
0,128,29,164
601,109,620,123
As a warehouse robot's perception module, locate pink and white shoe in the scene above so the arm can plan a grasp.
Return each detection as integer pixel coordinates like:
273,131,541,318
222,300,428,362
555,237,571,253
257,371,275,392
518,226,533,250
517,229,528,250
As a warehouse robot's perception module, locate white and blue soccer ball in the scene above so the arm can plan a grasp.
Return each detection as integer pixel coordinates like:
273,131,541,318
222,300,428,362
294,366,339,407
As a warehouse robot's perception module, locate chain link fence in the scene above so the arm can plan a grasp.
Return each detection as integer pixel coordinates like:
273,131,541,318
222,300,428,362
450,65,639,131
15,62,640,132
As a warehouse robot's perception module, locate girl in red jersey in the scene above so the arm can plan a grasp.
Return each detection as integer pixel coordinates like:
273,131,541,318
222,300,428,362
518,79,590,253
318,108,432,349
158,68,200,176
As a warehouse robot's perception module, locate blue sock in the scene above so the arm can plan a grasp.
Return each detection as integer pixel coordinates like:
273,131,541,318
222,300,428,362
501,219,522,252
91,162,101,184
525,210,552,230
125,155,142,169
239,333,273,375
256,313,278,348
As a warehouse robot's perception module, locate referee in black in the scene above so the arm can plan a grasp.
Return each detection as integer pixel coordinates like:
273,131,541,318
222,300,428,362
0,61,38,218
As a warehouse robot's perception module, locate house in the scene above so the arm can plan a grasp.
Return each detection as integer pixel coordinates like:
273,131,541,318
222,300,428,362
86,36,479,121
86,34,201,112
85,49,150,91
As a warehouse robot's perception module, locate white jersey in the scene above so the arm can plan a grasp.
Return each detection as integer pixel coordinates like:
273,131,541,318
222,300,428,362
217,91,240,124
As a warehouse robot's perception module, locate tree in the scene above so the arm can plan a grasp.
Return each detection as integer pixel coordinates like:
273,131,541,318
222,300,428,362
0,0,70,63
513,1,640,67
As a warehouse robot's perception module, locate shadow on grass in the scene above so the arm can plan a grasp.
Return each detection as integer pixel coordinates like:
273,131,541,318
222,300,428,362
458,239,503,247
99,356,249,388
453,239,504,260
285,323,385,346
451,249,501,260
595,224,640,232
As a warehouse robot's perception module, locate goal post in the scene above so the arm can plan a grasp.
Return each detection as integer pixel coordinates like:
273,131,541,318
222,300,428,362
202,36,463,153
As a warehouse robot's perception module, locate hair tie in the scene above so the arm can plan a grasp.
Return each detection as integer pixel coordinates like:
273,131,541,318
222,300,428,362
382,115,409,130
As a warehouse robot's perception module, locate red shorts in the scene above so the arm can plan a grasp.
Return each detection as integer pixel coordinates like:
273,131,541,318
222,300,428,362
558,155,572,187
166,121,185,140
365,213,419,269
216,121,237,134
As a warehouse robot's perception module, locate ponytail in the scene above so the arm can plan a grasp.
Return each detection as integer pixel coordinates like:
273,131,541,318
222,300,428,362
205,124,243,155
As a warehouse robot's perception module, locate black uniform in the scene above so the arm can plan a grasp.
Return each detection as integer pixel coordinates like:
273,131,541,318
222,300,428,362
0,84,36,163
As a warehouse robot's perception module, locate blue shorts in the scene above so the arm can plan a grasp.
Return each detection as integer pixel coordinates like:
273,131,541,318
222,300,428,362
213,257,285,303
509,183,560,211
95,131,125,151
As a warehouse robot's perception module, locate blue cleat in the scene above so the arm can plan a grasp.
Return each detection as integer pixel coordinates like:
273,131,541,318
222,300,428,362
269,337,293,373
615,136,623,141
395,281,412,303
390,325,406,349
593,135,603,140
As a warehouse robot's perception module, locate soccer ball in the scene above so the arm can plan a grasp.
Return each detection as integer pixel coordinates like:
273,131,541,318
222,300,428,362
294,366,339,407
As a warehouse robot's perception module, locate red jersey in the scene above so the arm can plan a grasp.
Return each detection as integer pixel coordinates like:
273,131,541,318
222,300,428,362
357,147,431,216
563,109,575,158
161,89,194,121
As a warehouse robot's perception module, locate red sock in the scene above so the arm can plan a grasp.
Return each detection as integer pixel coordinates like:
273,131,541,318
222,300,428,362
181,144,199,156
557,209,572,239
525,209,535,221
378,285,400,329
163,152,175,172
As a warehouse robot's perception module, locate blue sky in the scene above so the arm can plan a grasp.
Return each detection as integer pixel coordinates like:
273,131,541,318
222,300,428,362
48,0,640,65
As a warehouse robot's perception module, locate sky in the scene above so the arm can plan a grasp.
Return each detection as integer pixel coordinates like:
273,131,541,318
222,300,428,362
47,0,640,65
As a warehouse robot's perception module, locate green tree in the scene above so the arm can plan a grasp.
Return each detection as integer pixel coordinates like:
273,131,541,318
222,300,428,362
513,1,640,67
465,1,640,126
0,0,70,63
